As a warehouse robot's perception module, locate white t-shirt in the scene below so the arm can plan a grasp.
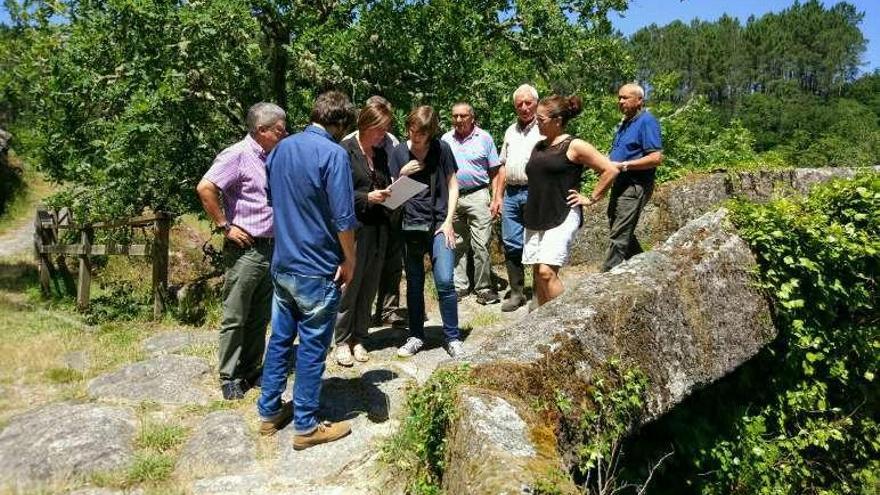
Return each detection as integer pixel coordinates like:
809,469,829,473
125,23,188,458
499,118,544,186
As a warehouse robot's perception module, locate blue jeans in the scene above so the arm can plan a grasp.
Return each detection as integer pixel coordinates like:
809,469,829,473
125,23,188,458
403,231,460,343
257,271,341,434
502,185,528,262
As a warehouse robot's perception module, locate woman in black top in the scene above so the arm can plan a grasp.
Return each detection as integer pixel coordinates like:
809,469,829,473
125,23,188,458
523,95,618,307
388,106,463,359
334,103,393,366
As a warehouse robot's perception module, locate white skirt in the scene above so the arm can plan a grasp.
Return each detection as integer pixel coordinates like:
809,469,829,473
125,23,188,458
522,207,581,267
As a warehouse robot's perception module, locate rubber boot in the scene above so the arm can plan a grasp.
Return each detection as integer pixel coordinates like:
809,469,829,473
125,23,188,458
501,259,526,312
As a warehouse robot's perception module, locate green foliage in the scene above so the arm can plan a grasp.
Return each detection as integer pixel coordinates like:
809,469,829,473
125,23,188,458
381,365,473,494
653,97,759,182
630,1,866,103
554,359,649,493
686,175,880,493
85,280,151,325
1,0,633,221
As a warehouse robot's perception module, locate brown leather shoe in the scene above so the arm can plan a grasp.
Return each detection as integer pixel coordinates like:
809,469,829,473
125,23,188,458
259,401,293,436
293,421,351,450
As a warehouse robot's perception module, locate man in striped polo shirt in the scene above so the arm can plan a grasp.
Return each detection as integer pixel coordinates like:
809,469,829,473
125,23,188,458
197,102,286,400
442,102,503,305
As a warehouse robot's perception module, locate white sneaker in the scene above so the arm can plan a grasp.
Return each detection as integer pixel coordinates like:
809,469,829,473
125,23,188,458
445,339,464,359
397,337,424,358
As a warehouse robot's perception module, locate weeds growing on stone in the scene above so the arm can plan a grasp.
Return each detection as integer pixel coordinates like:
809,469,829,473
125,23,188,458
381,365,473,494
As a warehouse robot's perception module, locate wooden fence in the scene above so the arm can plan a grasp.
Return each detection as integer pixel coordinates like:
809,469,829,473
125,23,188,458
33,207,172,318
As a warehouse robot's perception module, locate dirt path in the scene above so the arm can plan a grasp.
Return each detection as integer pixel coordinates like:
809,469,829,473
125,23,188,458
0,218,33,257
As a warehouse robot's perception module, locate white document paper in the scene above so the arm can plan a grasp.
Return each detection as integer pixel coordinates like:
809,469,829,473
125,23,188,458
382,176,428,210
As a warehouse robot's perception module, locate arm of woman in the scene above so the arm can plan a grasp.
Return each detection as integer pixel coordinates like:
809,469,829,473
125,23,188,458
437,171,459,248
566,139,619,207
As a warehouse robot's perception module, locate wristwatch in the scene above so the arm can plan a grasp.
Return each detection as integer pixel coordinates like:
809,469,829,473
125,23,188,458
215,222,232,234
621,161,630,172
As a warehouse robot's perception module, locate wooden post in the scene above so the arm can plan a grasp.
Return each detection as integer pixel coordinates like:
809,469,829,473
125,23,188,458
152,213,170,319
34,211,51,295
76,227,93,311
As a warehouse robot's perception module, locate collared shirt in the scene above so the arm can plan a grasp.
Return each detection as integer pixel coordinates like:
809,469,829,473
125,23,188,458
441,126,500,192
202,134,273,238
342,130,399,158
266,125,357,278
610,110,663,185
499,118,544,186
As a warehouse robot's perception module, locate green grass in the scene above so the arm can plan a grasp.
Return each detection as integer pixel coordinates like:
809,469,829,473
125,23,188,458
461,308,503,331
136,422,188,452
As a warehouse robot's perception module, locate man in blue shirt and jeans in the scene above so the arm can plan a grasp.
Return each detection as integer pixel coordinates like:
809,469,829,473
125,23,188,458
257,91,358,450
602,83,664,272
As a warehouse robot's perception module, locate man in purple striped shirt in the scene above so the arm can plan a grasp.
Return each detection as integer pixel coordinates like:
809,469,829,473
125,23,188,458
196,102,287,400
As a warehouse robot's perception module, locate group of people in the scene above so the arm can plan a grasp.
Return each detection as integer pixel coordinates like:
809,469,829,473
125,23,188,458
195,83,663,449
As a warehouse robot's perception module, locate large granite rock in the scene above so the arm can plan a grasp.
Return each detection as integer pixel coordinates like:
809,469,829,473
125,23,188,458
448,209,776,492
88,354,212,405
176,410,256,477
570,166,880,267
443,388,577,495
0,403,136,490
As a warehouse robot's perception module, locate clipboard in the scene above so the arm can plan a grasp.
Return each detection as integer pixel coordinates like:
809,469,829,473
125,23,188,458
382,176,427,210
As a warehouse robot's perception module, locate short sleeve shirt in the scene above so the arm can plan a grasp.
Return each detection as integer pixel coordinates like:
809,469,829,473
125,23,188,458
202,134,273,237
499,119,543,186
609,111,663,185
441,126,499,192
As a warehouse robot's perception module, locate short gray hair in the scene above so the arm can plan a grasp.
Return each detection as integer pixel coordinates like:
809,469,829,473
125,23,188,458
512,84,539,103
620,83,645,99
246,102,286,134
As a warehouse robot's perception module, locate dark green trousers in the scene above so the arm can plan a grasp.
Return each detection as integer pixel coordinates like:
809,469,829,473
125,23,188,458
218,239,273,383
602,181,653,272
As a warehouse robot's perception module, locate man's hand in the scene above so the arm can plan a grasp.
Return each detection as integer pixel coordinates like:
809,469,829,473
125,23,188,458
334,258,355,289
368,189,392,204
435,221,457,249
399,160,425,176
489,198,502,219
225,225,254,248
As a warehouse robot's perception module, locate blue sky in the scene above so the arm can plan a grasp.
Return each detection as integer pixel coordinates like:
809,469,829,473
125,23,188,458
1,1,877,72
610,0,879,73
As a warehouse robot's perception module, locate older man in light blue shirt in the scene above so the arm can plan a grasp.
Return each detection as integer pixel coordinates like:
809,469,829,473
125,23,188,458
442,102,503,305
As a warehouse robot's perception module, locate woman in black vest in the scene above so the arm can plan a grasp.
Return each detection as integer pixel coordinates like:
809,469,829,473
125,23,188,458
334,103,393,366
522,95,618,307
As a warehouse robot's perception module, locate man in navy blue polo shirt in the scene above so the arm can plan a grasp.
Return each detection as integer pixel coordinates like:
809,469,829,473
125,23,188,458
257,91,358,450
602,83,664,271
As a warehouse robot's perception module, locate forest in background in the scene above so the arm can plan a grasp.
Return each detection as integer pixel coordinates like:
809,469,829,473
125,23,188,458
1,0,876,220
0,2,878,492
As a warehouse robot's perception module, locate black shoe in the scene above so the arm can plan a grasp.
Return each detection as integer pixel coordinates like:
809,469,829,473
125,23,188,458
475,289,500,305
221,380,245,400
455,289,470,301
242,369,262,391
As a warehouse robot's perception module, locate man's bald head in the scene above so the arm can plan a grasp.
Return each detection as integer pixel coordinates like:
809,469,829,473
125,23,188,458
617,83,645,119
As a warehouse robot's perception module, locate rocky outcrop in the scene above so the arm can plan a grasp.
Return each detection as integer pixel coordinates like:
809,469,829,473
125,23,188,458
88,354,212,405
446,209,776,492
0,403,136,490
570,166,880,267
443,389,577,495
176,411,256,477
